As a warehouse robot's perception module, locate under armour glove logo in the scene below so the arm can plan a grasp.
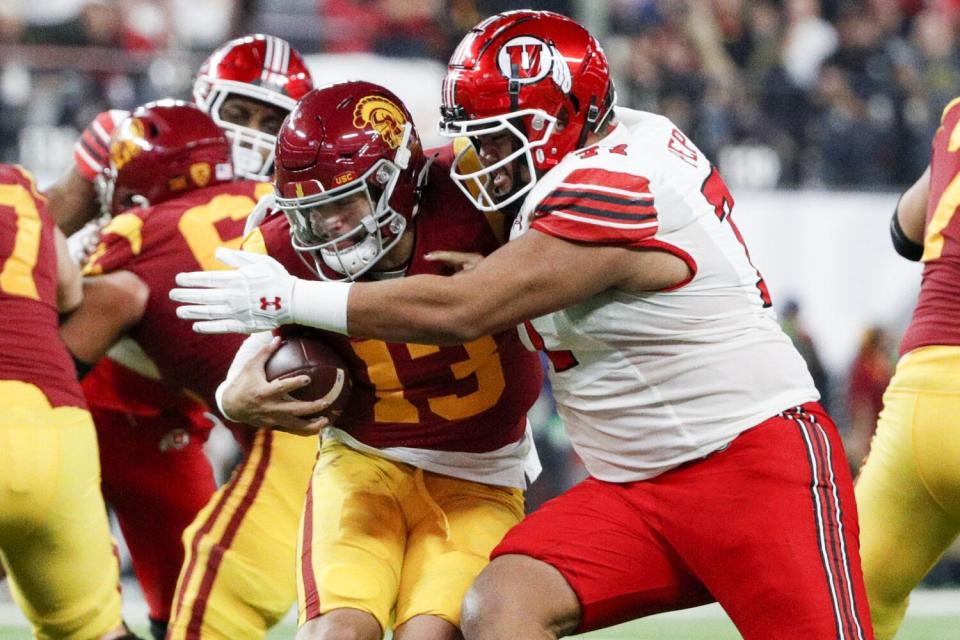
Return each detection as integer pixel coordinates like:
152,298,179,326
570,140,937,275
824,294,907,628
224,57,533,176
171,248,297,334
260,296,283,311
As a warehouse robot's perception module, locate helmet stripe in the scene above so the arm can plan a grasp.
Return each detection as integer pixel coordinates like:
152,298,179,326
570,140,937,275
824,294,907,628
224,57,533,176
261,36,274,83
278,39,290,76
260,36,291,88
443,70,460,109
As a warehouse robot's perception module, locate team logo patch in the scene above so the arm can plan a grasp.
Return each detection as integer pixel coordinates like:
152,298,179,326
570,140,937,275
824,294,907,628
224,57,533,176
497,36,572,93
190,162,211,187
353,96,407,149
110,117,146,171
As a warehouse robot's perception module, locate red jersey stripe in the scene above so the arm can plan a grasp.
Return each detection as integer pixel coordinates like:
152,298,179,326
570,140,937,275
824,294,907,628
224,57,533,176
562,168,653,195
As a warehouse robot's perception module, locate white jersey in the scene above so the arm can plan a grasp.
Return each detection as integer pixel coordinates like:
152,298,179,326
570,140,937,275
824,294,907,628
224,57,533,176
512,107,818,482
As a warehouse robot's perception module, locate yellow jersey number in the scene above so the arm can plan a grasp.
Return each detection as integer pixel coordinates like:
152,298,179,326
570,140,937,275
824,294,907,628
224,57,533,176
0,182,43,300
924,98,960,261
85,184,272,274
351,337,507,423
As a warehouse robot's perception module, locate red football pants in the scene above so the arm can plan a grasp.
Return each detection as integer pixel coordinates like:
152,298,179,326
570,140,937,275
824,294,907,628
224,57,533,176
94,406,217,622
84,360,217,623
493,403,873,639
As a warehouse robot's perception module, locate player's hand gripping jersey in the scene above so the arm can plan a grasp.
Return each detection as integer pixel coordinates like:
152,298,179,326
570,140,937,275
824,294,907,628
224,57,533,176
85,179,273,420
512,108,819,482
244,147,543,487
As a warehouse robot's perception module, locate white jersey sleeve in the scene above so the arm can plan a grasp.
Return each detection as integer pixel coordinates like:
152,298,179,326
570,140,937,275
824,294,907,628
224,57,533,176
512,107,818,483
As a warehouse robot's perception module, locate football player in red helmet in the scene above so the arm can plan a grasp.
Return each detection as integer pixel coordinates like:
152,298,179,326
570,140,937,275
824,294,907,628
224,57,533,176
193,33,314,181
59,101,274,640
93,100,235,217
273,84,425,281
192,81,543,640
174,11,874,640
440,10,615,212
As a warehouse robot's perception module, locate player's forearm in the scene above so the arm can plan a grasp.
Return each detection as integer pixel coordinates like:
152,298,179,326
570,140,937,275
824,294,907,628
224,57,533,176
60,272,149,363
347,275,499,344
54,227,83,313
44,169,101,236
895,166,929,246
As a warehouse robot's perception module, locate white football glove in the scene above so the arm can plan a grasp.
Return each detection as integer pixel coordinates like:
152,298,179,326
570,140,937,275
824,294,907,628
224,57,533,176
171,247,297,334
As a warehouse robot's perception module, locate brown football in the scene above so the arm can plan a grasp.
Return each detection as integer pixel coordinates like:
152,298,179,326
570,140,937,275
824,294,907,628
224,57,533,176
264,336,352,422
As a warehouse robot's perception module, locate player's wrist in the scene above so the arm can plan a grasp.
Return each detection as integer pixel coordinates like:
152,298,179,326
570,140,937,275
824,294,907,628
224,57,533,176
290,279,352,334
215,380,240,422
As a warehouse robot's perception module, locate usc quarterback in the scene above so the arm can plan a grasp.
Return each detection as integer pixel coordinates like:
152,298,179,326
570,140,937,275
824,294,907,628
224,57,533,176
203,81,544,640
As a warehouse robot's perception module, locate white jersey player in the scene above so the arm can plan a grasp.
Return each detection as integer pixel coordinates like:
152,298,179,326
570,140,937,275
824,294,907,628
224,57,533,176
512,106,816,482
172,10,875,640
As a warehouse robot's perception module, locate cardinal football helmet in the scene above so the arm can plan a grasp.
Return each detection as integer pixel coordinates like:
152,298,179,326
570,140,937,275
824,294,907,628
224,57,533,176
193,34,314,181
273,81,425,281
440,10,615,210
97,100,233,215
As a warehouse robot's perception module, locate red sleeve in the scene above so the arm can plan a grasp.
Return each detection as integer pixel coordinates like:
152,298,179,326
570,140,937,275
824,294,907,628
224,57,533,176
530,167,659,246
73,109,130,181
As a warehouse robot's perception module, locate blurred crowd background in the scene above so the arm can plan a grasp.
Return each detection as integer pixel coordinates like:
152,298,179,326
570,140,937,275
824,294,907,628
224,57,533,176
2,0,959,187
1,0,958,585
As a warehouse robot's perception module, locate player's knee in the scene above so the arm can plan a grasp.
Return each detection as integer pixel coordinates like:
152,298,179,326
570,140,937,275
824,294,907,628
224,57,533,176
461,563,532,638
867,592,909,640
462,555,580,640
296,609,381,640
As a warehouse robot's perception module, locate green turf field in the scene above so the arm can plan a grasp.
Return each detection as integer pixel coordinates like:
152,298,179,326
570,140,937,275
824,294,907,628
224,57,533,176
0,611,956,638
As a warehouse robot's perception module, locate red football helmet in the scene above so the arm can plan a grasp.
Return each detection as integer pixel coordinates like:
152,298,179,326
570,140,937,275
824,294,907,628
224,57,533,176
273,81,425,281
96,100,233,215
440,10,615,210
193,34,314,181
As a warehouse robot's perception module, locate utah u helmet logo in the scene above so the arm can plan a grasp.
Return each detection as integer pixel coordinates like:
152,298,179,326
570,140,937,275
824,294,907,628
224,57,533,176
497,36,572,92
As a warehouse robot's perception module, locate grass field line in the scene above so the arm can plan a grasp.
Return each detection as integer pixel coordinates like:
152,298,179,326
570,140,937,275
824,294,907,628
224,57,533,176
1,585,959,628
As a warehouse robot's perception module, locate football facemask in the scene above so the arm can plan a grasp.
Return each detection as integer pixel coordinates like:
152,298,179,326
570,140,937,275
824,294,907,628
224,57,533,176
277,158,408,281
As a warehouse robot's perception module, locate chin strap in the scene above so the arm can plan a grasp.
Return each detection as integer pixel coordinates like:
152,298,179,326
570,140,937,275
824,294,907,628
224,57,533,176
577,83,618,148
395,122,413,169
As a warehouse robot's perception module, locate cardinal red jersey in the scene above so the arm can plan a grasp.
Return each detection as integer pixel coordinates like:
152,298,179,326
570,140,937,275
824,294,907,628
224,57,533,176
85,180,273,412
248,148,543,453
900,97,960,355
0,164,85,408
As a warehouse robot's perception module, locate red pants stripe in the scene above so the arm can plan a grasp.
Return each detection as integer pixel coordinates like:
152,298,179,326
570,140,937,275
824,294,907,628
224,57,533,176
786,406,867,640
